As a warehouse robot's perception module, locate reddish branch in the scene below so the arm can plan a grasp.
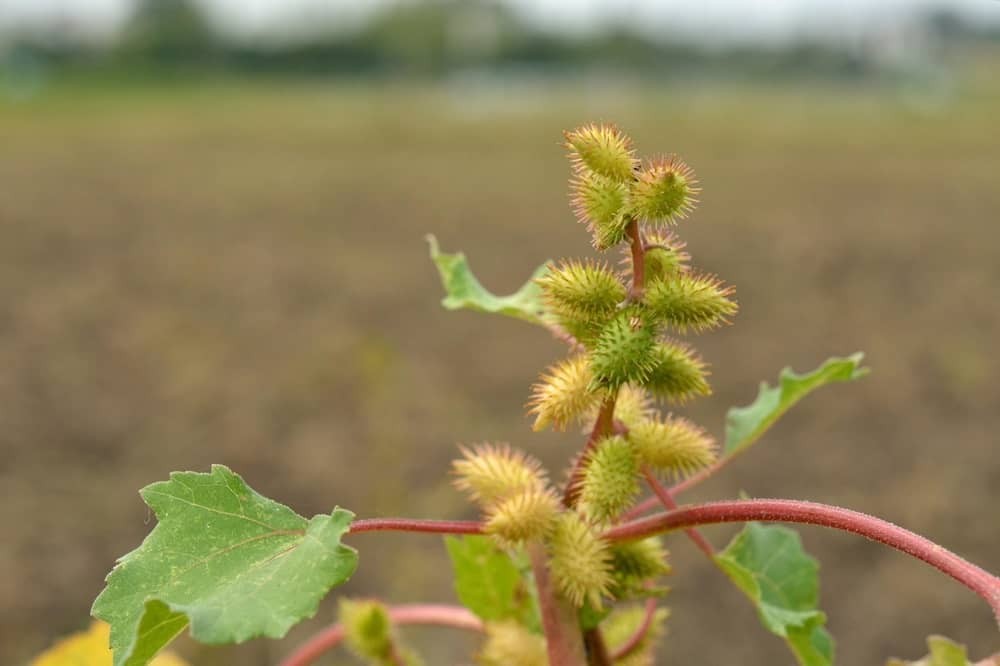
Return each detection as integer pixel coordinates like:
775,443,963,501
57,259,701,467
348,518,483,536
609,597,658,661
623,456,737,521
528,542,589,665
605,498,1000,624
280,604,483,666
640,467,714,557
343,498,1000,626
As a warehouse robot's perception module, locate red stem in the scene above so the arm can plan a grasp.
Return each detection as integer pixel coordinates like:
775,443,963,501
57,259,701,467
279,604,484,666
621,460,728,522
640,467,714,558
528,542,589,665
347,518,483,536
609,597,658,661
605,498,1000,625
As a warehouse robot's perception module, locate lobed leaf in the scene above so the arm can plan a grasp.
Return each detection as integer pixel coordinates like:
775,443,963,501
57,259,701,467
716,523,833,666
91,465,358,666
725,353,869,455
427,235,549,325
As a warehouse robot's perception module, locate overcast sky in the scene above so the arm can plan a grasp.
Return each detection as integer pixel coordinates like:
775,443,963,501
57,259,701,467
1,0,999,43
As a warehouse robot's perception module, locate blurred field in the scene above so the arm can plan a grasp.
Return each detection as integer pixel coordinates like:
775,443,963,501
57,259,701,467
2,65,999,665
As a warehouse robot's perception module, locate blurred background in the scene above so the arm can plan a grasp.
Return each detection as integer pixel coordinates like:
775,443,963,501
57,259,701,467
2,0,999,664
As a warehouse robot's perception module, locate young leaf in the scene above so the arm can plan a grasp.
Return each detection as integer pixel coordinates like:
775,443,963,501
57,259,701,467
725,353,869,455
445,536,538,625
339,599,395,662
92,465,358,666
427,235,549,325
886,635,988,666
716,523,833,666
30,621,188,666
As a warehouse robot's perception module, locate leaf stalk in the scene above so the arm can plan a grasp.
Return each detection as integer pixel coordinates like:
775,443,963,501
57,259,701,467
605,498,1000,626
280,604,484,666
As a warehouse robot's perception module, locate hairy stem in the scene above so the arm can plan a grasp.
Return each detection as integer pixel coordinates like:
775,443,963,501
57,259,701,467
621,458,733,522
562,394,617,507
528,542,589,665
605,498,1000,625
348,518,483,536
279,604,483,666
608,597,658,661
640,467,714,557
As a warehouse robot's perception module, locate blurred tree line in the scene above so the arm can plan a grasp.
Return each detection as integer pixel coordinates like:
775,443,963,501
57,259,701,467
2,0,999,83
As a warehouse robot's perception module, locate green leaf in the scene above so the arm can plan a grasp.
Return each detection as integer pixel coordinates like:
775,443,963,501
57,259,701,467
444,536,539,628
725,353,868,455
92,465,358,666
427,235,549,324
716,523,833,666
886,635,981,666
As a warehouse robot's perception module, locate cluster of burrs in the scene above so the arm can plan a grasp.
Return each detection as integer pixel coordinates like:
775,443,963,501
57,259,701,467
449,123,738,664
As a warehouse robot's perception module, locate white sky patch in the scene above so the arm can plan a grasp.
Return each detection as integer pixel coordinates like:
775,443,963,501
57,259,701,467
1,0,998,44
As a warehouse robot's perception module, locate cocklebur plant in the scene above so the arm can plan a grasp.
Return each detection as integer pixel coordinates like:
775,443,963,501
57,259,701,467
64,123,999,666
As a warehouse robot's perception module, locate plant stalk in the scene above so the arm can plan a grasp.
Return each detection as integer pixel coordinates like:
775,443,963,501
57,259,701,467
348,518,483,536
622,456,738,521
605,498,1000,625
640,467,714,557
528,542,589,665
608,597,658,661
279,604,483,666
